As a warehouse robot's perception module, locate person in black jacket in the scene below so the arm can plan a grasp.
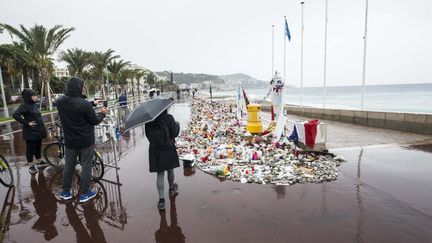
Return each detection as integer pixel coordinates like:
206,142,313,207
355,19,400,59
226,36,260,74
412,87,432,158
12,89,47,174
145,108,180,211
56,77,108,203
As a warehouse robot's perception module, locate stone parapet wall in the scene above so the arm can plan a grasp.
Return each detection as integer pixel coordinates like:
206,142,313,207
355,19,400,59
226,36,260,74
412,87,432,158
261,104,432,135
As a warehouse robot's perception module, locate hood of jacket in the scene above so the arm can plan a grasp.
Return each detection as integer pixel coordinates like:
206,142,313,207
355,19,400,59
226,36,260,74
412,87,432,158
66,77,84,97
21,89,36,104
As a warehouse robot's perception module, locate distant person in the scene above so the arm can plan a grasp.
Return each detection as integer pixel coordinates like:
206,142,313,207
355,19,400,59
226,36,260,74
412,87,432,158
118,92,128,123
13,89,47,174
176,89,180,100
56,77,108,203
118,92,127,106
145,107,180,211
157,90,161,96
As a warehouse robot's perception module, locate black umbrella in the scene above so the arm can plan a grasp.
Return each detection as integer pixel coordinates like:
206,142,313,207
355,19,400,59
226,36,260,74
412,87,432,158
124,98,175,132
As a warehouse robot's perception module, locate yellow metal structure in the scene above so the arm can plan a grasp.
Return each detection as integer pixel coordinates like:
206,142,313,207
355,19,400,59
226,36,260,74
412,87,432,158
246,103,263,134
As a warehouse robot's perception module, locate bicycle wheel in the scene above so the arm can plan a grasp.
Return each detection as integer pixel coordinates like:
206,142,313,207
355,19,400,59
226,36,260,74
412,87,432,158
0,186,15,231
0,155,14,187
44,142,65,167
91,151,104,180
74,179,108,217
48,168,80,203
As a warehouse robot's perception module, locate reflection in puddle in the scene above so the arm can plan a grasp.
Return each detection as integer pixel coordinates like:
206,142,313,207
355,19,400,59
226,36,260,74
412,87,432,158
408,143,432,153
154,195,185,243
31,171,58,240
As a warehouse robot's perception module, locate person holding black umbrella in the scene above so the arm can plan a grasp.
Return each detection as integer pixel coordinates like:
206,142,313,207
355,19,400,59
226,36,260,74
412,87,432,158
145,105,180,211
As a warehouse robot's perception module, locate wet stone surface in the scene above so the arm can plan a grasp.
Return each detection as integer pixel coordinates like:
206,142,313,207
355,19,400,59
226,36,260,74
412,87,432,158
0,100,431,243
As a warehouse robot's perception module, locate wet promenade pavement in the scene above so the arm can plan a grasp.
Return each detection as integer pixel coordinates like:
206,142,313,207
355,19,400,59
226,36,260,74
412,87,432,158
1,101,432,242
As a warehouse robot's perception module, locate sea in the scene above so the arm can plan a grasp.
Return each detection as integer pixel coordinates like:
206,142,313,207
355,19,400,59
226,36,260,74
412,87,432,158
212,83,432,114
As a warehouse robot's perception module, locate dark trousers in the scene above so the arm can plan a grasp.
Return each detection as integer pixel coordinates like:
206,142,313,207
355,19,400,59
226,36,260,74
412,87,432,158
26,139,42,162
62,145,93,194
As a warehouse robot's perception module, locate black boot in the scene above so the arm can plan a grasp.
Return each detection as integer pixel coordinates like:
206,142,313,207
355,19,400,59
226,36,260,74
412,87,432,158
158,198,165,211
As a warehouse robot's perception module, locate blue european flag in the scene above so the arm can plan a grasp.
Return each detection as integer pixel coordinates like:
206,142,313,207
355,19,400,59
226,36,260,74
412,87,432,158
285,18,291,41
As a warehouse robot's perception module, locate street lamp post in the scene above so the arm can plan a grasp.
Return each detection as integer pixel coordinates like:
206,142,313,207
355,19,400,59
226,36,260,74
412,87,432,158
323,0,328,109
300,1,305,107
0,26,10,117
170,70,174,83
0,66,9,118
360,0,369,110
106,71,109,99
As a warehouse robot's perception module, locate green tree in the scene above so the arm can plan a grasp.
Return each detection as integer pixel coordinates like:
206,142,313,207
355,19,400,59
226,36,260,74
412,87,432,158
118,68,134,96
89,49,119,99
0,43,34,94
59,48,91,77
0,23,74,110
133,69,147,96
107,59,130,98
50,76,67,93
146,71,157,88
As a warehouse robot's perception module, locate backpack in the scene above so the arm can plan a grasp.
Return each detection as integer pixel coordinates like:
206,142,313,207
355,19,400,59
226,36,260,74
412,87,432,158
147,119,173,147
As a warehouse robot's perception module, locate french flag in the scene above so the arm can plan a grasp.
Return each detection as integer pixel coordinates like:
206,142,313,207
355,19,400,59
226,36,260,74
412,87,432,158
289,120,319,148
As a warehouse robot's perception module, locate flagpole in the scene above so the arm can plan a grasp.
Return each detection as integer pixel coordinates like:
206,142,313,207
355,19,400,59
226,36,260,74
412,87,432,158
300,2,305,107
283,16,287,116
361,0,369,110
284,16,287,84
272,24,275,76
323,0,328,109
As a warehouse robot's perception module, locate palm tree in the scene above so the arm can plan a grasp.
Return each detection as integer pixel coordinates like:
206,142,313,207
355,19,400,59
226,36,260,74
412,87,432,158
59,48,91,77
118,68,134,97
0,23,74,111
133,69,147,96
89,49,119,99
146,71,157,88
0,43,34,92
107,59,130,98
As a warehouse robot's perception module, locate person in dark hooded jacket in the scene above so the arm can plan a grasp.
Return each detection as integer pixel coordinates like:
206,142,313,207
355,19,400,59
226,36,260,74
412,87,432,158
56,77,108,203
145,108,180,211
13,89,47,174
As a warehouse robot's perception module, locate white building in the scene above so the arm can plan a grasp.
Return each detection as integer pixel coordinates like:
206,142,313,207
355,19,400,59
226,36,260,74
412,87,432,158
124,64,150,92
54,67,70,78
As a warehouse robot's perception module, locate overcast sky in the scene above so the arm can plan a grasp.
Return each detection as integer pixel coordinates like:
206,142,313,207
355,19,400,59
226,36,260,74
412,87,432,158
1,0,432,87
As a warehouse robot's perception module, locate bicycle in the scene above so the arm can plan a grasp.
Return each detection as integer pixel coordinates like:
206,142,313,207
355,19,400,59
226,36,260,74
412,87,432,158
43,121,104,180
48,168,108,213
0,185,15,238
0,154,14,188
